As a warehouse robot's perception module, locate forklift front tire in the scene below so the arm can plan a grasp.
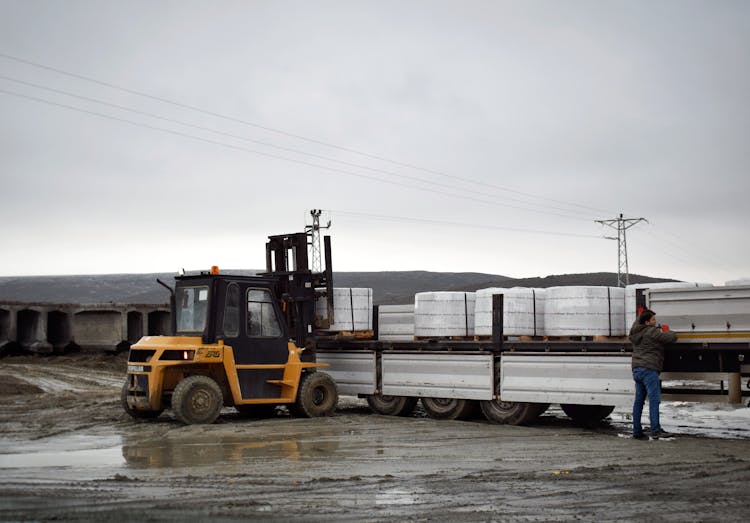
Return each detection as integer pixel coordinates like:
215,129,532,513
171,375,223,425
290,371,338,418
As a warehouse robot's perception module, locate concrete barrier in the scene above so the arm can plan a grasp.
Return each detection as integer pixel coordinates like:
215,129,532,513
0,301,169,354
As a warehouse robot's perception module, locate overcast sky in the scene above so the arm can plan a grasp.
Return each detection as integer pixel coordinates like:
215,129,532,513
1,0,748,285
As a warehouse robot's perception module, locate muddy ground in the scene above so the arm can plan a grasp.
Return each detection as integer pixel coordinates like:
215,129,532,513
0,353,749,522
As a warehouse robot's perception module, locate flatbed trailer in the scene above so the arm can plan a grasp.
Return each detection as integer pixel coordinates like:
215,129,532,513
314,293,750,424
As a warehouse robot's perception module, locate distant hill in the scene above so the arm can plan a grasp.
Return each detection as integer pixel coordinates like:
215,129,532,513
0,271,678,306
337,271,678,304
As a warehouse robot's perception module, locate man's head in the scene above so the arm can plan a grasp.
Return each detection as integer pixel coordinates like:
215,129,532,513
639,309,657,326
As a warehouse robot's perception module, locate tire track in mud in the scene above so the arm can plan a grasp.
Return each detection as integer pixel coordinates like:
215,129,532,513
1,362,123,392
1,355,750,521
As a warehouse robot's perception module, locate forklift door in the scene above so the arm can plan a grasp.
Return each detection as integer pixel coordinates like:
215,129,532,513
221,282,289,399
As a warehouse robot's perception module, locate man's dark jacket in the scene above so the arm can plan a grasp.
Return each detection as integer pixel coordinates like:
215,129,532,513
629,321,678,372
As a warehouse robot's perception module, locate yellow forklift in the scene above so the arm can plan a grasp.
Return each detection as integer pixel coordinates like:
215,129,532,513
122,232,338,424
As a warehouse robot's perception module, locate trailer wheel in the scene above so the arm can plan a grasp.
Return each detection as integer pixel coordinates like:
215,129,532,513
366,394,418,416
480,399,549,425
421,397,478,420
121,381,163,419
561,404,615,424
235,404,278,418
290,372,338,418
171,375,223,425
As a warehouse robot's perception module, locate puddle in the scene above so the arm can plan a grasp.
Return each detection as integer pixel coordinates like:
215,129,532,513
122,436,340,468
0,430,340,472
0,433,125,470
0,445,125,469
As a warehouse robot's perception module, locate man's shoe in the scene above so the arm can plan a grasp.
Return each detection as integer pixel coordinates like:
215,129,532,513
650,429,670,439
632,433,648,440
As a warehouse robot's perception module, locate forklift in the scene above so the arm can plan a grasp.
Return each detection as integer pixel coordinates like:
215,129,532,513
122,232,338,424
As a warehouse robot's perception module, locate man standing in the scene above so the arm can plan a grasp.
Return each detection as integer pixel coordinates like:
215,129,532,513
629,309,677,439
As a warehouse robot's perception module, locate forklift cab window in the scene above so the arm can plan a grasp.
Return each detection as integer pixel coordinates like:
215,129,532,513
247,289,282,337
223,283,240,337
176,286,209,333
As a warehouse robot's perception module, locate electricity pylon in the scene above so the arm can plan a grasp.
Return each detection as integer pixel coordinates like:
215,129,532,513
595,213,648,287
306,209,331,272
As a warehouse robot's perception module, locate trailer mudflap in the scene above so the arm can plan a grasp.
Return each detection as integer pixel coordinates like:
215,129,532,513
500,353,634,408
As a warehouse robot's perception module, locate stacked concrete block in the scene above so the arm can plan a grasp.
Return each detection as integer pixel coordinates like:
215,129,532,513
377,304,415,341
414,292,476,338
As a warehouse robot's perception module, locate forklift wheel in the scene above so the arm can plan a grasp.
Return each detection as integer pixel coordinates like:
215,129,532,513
171,375,223,425
290,372,338,418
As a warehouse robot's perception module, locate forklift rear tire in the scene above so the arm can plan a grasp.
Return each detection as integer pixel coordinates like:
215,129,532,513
290,371,338,418
121,381,163,419
171,375,223,425
366,394,418,416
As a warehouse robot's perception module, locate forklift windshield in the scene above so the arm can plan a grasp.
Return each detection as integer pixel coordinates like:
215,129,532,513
176,285,209,333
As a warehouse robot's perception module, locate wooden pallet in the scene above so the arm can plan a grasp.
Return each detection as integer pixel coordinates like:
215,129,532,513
317,330,375,340
413,335,475,341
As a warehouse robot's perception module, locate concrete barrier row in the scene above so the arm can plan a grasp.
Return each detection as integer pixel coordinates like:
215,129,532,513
0,301,170,355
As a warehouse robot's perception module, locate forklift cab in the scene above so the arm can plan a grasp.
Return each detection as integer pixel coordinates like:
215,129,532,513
174,273,291,399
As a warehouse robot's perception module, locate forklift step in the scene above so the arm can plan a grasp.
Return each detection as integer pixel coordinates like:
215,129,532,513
267,379,296,388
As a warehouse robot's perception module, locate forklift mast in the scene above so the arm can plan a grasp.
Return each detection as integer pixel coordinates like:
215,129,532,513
261,232,333,347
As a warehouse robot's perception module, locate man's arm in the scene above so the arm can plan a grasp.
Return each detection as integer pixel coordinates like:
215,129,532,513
653,328,678,344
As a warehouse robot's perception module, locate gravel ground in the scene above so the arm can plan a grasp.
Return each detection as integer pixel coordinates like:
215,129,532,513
1,353,749,522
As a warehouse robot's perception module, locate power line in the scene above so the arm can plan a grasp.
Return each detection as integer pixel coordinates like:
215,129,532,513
0,87,595,222
0,51,609,216
641,225,744,276
0,73,595,220
330,209,601,239
635,234,708,273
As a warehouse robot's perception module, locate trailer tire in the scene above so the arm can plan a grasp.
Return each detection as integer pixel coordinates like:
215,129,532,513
172,375,223,425
561,404,615,424
480,399,549,426
235,404,278,418
421,397,478,420
121,381,163,419
290,371,338,418
366,394,418,416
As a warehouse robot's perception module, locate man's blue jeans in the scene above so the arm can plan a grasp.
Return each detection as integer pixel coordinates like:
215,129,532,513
632,367,661,435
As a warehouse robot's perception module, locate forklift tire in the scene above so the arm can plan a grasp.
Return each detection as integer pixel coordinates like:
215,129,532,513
421,397,478,420
121,381,163,419
171,375,223,425
480,399,549,426
366,394,419,416
289,371,338,418
561,404,615,424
